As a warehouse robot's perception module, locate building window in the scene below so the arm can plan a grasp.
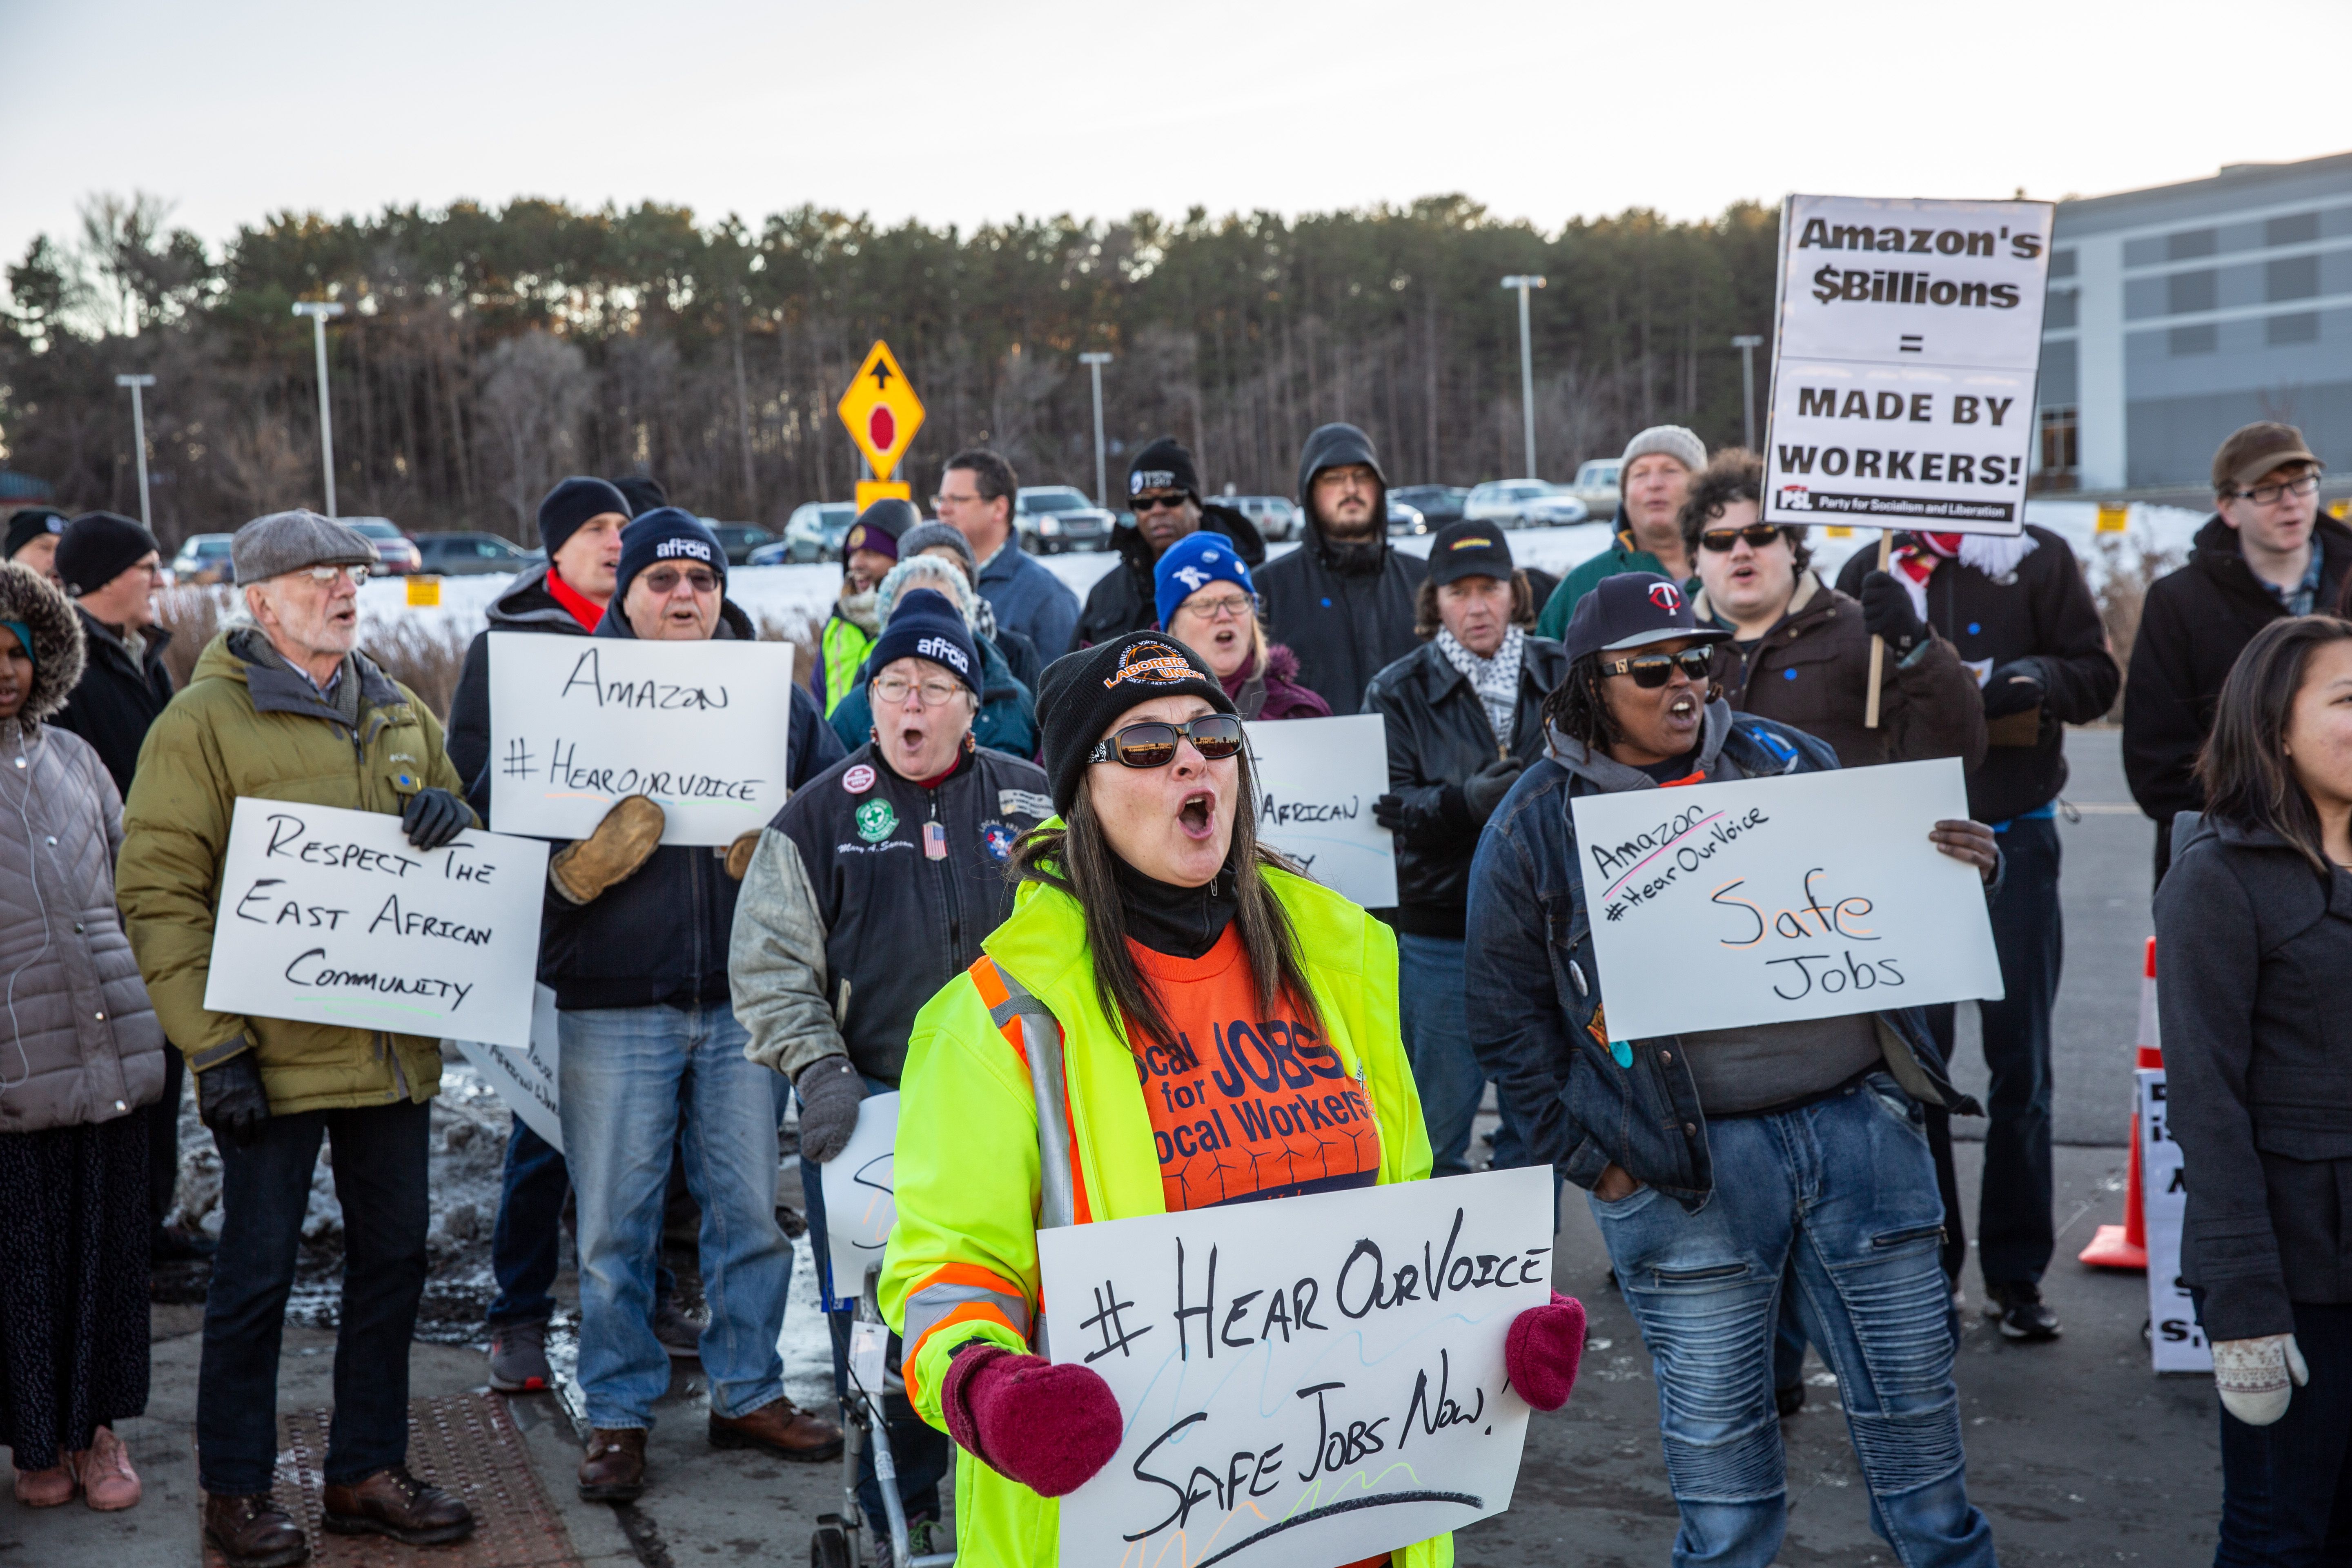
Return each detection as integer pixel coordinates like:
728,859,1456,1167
2266,254,2319,301
2036,406,2079,490
2267,312,2321,346
2168,270,2217,314
2266,212,2320,247
2171,323,2218,356
2045,289,2078,330
2167,228,2218,261
2050,248,2078,280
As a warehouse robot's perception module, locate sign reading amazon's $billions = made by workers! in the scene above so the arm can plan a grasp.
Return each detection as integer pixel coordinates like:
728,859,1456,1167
204,800,549,1049
487,633,795,846
1244,713,1397,910
1568,759,2002,1042
1036,1165,1553,1568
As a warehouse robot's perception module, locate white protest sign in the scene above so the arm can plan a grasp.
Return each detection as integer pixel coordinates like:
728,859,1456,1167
1568,758,2001,1042
487,632,795,846
1037,1165,1552,1568
1763,194,2054,535
818,1091,899,1310
450,986,564,1154
1245,713,1397,909
2139,1069,2211,1374
203,800,548,1048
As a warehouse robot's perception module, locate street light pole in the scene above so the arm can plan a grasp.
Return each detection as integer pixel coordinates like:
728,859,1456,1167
1500,276,1546,478
1731,334,1764,451
114,374,157,530
292,301,347,515
1079,352,1113,508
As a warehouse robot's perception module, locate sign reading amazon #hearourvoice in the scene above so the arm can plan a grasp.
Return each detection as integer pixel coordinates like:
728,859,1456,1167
1568,759,2002,1041
1763,194,2054,535
1245,714,1396,909
1037,1166,1552,1568
204,800,548,1048
487,633,795,846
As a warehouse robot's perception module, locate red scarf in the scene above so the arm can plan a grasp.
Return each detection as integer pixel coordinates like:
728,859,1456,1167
545,568,604,632
1891,530,1964,588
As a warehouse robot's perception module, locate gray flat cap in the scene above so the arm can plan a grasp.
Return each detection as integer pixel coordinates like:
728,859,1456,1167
232,510,377,586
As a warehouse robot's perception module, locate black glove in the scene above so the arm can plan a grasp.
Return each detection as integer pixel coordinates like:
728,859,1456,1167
1858,570,1927,657
795,1056,868,1164
196,1049,272,1147
1981,658,2048,719
1463,757,1528,824
401,786,472,852
1372,792,1417,835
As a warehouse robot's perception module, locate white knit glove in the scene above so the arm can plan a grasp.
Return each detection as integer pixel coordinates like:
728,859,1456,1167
2212,1333,2308,1427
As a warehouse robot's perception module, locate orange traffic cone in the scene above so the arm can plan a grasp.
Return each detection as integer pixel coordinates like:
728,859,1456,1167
2079,936,2160,1270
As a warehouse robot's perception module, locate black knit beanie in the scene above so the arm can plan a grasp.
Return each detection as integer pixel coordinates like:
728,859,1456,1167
1036,630,1237,816
612,508,726,604
1126,436,1201,502
4,508,68,562
56,511,161,597
867,588,982,697
608,474,667,517
538,477,631,557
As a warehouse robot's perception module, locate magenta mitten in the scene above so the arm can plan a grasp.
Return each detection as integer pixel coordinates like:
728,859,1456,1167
941,1344,1123,1497
1506,1292,1588,1412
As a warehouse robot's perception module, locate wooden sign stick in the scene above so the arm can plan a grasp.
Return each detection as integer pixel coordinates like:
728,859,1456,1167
1863,529,1895,729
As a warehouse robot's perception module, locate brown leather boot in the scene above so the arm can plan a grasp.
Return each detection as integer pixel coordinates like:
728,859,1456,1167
319,1465,474,1545
202,1491,310,1568
550,795,666,903
708,1398,843,1461
578,1427,647,1501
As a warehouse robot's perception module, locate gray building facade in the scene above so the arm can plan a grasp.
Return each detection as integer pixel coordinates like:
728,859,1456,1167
2035,150,2352,491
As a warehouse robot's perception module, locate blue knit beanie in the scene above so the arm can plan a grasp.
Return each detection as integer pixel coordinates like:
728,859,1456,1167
1153,530,1255,631
867,588,982,696
613,508,726,602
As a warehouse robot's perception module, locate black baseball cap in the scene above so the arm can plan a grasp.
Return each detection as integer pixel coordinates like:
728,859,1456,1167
1425,520,1514,586
1561,572,1730,663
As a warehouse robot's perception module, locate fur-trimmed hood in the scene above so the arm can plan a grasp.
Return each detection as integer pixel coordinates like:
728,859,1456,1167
0,562,87,726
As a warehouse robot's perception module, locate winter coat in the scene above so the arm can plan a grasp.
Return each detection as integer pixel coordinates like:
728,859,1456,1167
880,866,1443,1568
446,564,595,795
1075,513,1264,649
1360,633,1572,934
2155,812,2352,1341
1835,525,2118,824
50,606,175,799
729,742,1051,1083
1699,571,1987,772
1254,425,1428,715
2125,514,2352,874
826,631,1037,760
1223,642,1329,721
976,541,1080,665
1464,699,1980,1206
1535,512,1672,639
117,630,468,1111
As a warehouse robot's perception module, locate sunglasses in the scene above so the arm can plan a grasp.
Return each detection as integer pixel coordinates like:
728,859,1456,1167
1087,713,1246,768
1599,647,1715,687
640,566,720,595
1699,524,1786,553
1132,493,1190,514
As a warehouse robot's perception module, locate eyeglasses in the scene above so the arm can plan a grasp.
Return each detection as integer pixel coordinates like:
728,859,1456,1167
1699,524,1785,553
639,566,720,595
1177,592,1256,623
1132,493,1190,514
932,491,983,509
871,674,964,707
1087,713,1246,768
299,564,370,585
1598,647,1715,688
2233,472,2322,507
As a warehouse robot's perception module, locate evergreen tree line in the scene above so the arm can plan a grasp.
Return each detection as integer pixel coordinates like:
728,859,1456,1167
1,191,1781,544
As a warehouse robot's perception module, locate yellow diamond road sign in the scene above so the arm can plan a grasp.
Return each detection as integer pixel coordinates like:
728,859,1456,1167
838,340,925,483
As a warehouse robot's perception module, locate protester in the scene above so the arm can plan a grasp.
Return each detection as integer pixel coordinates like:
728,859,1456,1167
897,520,1044,694
2155,615,2352,1563
813,497,914,717
2126,422,2346,884
1361,521,1566,1176
1077,436,1263,646
608,472,665,517
824,554,1037,759
117,510,479,1562
1466,570,1999,1566
1255,422,1428,713
879,630,1586,1567
4,506,68,584
1153,531,1327,719
933,448,1078,662
0,563,164,1514
1835,524,2119,1339
733,589,1052,1554
1536,426,1704,636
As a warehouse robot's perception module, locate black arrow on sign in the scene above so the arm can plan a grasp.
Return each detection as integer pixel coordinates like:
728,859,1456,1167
869,359,894,390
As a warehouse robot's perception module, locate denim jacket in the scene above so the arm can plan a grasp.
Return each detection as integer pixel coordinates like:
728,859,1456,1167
1464,699,1984,1212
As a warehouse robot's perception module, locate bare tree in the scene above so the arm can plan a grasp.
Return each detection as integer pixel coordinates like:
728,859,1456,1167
477,330,593,531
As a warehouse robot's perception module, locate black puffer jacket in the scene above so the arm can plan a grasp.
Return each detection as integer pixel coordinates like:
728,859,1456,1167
1077,511,1265,648
1255,424,1428,715
447,564,590,793
51,607,174,798
1360,634,1570,935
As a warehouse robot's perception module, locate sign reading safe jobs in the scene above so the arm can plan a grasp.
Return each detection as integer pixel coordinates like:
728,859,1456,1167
1569,759,2002,1042
1244,714,1397,910
204,800,548,1049
1763,194,2055,535
1037,1165,1552,1568
487,633,795,846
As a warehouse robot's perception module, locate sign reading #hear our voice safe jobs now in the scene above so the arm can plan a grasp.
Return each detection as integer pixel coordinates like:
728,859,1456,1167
1764,194,2055,536
1570,760,2002,1042
204,800,548,1049
487,633,795,846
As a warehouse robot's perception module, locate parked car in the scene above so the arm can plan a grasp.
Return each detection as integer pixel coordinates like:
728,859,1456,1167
1566,459,1622,522
1388,485,1470,529
170,532,235,585
345,517,422,574
1463,480,1588,528
414,531,542,575
705,521,777,565
1383,498,1430,536
775,501,858,564
1016,486,1114,554
1216,494,1301,543
1521,490,1591,527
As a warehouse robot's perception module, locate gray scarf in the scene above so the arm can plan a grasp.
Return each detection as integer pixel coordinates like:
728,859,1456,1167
1438,624,1525,752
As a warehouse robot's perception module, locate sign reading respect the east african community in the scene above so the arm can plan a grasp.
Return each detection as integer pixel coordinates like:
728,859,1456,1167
1036,1166,1553,1568
487,633,795,846
817,1091,900,1310
1245,714,1398,909
1763,193,2054,535
204,800,548,1049
1568,759,2002,1042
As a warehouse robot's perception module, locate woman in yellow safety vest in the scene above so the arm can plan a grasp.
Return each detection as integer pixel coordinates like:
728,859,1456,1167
816,498,915,717
881,631,1587,1568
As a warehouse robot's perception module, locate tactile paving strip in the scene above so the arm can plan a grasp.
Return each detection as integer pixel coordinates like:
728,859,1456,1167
202,1392,582,1567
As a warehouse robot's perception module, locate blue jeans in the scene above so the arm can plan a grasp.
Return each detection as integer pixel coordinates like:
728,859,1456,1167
486,1117,676,1328
559,1002,791,1430
1396,931,1530,1178
1588,1074,1994,1568
2213,1299,2352,1566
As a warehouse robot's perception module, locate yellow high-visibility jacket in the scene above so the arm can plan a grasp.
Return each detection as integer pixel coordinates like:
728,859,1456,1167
881,864,1449,1568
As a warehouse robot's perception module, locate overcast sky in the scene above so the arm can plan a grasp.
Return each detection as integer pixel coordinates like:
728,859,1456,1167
4,0,2348,294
